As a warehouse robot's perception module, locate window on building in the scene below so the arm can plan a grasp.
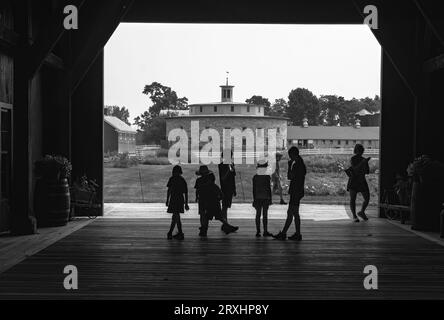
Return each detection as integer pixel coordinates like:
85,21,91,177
227,90,231,99
214,106,217,112
259,107,261,113
330,140,333,144
277,127,280,134
247,106,250,112
231,105,234,112
200,106,203,113
345,140,349,145
368,140,372,144
322,140,326,144
338,140,341,145
353,140,357,144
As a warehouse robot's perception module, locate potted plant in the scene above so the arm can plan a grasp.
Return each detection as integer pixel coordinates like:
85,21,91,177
408,155,444,231
34,155,72,227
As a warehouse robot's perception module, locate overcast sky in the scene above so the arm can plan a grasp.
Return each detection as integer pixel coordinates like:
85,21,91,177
104,23,381,123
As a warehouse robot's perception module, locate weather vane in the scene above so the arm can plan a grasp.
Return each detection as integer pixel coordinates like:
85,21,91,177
226,71,229,85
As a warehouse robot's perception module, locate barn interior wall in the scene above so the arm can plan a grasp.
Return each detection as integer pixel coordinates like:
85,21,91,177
379,51,415,197
71,51,104,215
424,68,444,161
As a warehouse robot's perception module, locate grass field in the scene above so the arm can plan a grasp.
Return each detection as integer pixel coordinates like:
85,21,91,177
104,159,379,205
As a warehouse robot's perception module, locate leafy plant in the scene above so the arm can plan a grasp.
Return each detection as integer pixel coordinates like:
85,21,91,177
407,155,432,178
34,155,72,180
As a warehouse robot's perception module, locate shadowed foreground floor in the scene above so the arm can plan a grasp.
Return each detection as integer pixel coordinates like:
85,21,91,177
1,213,444,299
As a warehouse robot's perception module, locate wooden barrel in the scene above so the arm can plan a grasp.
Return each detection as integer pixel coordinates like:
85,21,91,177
34,178,70,227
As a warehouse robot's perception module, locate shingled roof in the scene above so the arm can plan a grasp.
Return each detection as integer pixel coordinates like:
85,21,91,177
287,126,379,140
104,116,137,133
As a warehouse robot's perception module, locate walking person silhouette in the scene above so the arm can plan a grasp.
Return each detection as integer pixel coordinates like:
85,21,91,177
195,165,238,238
346,144,371,222
166,165,189,240
273,146,306,241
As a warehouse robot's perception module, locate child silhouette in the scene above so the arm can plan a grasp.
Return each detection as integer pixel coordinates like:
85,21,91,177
166,165,189,240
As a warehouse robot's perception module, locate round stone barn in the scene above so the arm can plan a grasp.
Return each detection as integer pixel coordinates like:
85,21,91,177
165,81,288,156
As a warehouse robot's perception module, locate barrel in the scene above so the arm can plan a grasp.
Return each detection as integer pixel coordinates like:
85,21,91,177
34,178,70,227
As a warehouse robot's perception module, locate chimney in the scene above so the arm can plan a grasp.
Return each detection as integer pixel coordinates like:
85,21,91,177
302,117,309,128
354,118,361,129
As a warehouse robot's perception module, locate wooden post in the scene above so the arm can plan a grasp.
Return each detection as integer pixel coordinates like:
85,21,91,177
10,0,37,234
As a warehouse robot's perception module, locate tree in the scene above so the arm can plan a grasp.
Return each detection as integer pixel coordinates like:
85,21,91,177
319,95,347,126
360,95,381,113
142,82,188,117
287,88,320,125
268,98,288,116
135,117,166,145
245,95,271,114
104,105,131,125
135,82,188,145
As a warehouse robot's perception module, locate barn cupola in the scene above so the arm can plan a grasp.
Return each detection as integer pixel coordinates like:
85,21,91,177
220,74,234,102
302,117,309,128
354,118,361,129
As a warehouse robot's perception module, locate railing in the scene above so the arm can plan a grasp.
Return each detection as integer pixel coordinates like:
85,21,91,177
299,148,379,155
190,148,379,158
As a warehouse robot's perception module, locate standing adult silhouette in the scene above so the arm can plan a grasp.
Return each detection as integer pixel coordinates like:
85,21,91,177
218,151,237,225
273,146,306,241
347,144,371,222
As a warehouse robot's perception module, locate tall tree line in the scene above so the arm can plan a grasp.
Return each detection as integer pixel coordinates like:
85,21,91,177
245,89,381,126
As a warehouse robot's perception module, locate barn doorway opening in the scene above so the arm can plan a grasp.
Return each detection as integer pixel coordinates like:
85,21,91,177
103,23,381,217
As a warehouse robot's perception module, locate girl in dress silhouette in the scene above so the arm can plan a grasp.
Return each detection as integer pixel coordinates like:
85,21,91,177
166,165,189,240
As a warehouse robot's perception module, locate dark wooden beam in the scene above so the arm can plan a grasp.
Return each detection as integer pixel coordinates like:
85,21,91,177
124,0,363,24
10,0,36,235
413,0,444,48
423,53,444,72
352,0,420,98
71,52,104,216
69,0,134,93
43,52,65,70
27,0,86,79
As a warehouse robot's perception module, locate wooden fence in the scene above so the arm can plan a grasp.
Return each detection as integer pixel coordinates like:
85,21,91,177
134,145,161,158
299,148,379,155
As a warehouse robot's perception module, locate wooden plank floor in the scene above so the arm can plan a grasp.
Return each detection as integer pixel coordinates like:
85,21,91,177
1,212,444,299
0,218,94,274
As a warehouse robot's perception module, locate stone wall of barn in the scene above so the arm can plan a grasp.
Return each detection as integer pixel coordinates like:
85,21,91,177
165,116,288,153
